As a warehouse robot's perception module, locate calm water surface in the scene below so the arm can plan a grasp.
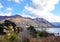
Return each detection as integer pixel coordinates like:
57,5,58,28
35,28,60,36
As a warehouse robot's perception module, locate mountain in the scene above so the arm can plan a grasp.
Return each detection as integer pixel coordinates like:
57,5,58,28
0,15,55,28
52,22,60,27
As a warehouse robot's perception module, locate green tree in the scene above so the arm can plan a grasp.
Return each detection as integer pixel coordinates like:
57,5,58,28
11,22,16,32
38,31,48,37
27,25,37,37
0,24,4,33
3,20,16,33
0,24,6,34
3,20,11,27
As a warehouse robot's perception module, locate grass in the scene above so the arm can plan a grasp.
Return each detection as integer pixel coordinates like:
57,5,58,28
0,33,18,42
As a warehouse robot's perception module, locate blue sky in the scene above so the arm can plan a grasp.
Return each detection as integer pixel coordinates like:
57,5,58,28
52,0,60,16
0,0,60,22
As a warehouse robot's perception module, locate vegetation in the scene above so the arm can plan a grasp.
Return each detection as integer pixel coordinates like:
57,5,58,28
0,24,6,34
27,25,37,38
38,31,48,37
0,20,59,42
27,25,48,38
4,33,18,42
3,20,16,32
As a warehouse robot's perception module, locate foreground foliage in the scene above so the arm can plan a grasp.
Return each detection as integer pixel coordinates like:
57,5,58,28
4,33,18,42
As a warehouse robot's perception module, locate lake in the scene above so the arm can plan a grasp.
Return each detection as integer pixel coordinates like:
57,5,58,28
35,28,60,36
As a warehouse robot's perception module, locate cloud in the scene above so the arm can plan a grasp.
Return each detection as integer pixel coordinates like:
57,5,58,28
14,0,25,4
6,7,13,11
31,0,59,11
0,3,4,8
13,0,20,3
0,12,12,16
21,14,36,18
0,7,12,16
8,0,25,4
24,0,60,22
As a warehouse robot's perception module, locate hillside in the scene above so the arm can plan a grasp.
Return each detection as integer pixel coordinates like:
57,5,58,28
0,15,55,28
52,22,60,28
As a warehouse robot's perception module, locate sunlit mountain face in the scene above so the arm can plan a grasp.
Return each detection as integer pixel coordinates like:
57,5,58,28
0,15,56,28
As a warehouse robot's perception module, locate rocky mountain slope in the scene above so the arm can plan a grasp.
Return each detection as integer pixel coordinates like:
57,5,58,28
0,15,55,28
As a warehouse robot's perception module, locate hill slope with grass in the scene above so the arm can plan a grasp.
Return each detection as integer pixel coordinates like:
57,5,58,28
0,15,55,28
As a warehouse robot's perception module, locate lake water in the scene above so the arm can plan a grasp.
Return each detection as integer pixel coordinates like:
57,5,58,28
35,28,60,36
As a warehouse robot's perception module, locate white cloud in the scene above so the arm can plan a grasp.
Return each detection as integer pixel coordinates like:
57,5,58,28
31,0,59,11
6,7,13,11
25,6,60,22
0,3,3,8
13,0,20,3
0,7,12,16
21,14,36,18
24,0,60,22
0,12,12,16
9,0,25,4
18,13,36,18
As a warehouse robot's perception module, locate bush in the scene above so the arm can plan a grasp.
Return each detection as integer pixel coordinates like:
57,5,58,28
27,25,37,38
4,33,18,42
38,31,48,37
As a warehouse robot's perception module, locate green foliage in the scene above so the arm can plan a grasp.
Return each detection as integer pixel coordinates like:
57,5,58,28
27,25,36,32
17,27,22,33
27,25,37,38
3,20,16,32
3,20,16,27
3,20,11,27
0,24,6,34
38,31,48,37
0,24,4,32
4,33,18,42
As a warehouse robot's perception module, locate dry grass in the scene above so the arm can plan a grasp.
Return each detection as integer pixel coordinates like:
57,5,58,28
0,35,60,42
0,35,5,42
29,36,60,42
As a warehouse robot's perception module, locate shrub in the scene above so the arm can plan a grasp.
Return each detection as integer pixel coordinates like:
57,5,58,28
4,33,18,42
27,25,37,38
38,31,48,37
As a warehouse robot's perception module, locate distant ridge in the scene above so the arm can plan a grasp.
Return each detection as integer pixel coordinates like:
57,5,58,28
0,15,56,28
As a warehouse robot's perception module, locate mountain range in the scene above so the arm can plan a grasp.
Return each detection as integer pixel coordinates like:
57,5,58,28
52,22,60,28
0,15,56,28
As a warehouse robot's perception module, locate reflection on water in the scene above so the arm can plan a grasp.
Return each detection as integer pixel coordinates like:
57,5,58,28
35,28,60,36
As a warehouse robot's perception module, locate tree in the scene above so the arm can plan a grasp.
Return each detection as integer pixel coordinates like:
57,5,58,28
3,20,11,27
11,22,16,32
3,20,16,33
0,24,6,34
16,27,20,33
27,25,37,37
0,24,4,33
38,31,48,37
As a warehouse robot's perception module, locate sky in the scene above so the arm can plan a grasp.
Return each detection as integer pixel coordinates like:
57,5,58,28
0,0,60,22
